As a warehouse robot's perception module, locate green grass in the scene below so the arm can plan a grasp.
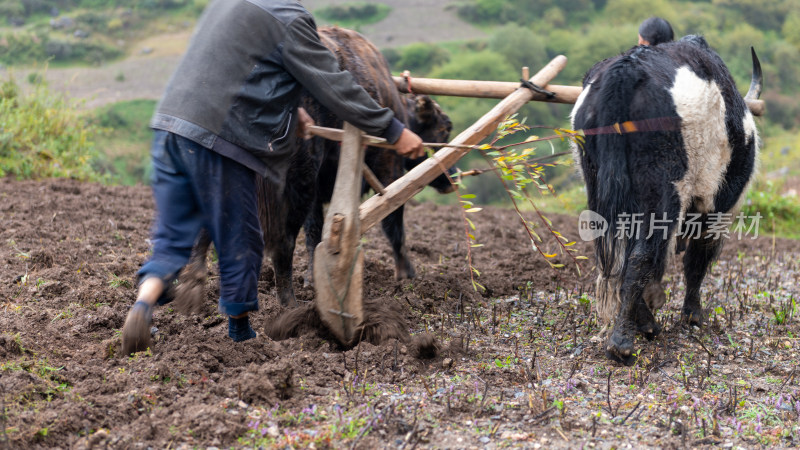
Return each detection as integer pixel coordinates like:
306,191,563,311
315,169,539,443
91,99,156,185
743,179,800,239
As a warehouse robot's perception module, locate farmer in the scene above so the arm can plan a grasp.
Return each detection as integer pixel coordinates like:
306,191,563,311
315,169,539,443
121,0,425,355
638,17,674,46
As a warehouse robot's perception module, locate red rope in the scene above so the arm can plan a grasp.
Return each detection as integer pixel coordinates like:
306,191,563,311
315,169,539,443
402,70,414,94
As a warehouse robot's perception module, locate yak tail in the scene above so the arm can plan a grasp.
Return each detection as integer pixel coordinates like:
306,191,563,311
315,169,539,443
590,57,643,282
586,56,646,324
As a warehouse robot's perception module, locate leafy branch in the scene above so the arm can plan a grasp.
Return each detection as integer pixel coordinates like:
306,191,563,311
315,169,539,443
447,115,587,291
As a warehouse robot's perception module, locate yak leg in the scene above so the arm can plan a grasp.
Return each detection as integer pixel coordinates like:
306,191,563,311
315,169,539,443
635,246,671,340
262,147,318,307
173,228,212,315
634,287,661,341
271,175,315,308
381,205,416,280
368,152,415,280
270,232,300,308
303,197,325,288
606,243,651,365
682,230,723,326
607,229,672,363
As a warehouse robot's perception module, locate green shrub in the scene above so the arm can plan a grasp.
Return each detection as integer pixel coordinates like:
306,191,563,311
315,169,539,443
315,2,390,27
0,32,48,66
0,76,106,182
394,43,450,74
743,180,800,239
429,50,516,81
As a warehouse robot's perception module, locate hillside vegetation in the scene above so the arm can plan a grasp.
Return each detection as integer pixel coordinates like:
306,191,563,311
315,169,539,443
0,0,205,66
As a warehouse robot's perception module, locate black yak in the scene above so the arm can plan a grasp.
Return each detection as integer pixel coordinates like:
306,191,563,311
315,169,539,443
178,27,453,309
571,35,761,363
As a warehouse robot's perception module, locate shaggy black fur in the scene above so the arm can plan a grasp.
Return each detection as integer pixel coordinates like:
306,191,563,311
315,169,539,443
574,36,760,364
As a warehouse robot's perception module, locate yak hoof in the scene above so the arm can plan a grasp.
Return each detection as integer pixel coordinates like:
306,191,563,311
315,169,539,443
634,308,661,341
637,321,661,341
606,327,636,366
682,305,704,327
395,262,416,281
278,292,299,308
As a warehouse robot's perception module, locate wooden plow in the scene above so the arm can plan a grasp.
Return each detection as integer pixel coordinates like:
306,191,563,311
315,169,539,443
313,56,570,344
312,55,766,344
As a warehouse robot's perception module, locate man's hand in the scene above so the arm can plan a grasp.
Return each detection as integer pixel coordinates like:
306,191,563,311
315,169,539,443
296,107,315,140
393,128,425,159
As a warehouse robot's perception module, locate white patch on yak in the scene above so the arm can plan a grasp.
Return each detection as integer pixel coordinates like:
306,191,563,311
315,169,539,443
743,111,758,147
570,83,592,180
731,110,761,213
570,82,591,126
670,66,731,216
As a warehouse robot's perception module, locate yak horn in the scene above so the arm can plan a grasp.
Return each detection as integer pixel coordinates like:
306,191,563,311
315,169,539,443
744,46,762,101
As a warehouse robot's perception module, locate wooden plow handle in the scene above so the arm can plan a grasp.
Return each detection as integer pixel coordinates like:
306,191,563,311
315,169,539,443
313,122,366,344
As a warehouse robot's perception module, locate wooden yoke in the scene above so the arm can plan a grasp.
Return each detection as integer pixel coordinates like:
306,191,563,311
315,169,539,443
393,76,581,104
393,74,765,116
359,55,569,233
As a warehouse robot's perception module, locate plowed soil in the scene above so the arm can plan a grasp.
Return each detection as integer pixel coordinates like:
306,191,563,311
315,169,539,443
1,177,799,449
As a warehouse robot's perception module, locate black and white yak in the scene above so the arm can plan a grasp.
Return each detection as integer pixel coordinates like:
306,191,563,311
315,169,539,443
570,35,762,364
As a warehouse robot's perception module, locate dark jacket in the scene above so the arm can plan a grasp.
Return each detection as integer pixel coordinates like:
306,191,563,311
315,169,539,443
150,0,404,183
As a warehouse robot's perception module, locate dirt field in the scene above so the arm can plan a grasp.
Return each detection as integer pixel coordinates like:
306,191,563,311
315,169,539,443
1,177,799,448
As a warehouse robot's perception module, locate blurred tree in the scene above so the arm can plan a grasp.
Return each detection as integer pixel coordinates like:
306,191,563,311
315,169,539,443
782,11,800,48
489,23,548,71
712,0,792,31
395,42,450,74
604,0,675,25
0,0,24,20
430,50,516,81
770,40,800,94
543,6,566,28
704,23,765,88
554,23,637,83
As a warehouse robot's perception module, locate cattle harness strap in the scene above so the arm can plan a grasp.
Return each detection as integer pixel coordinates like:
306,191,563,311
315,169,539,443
519,79,556,99
581,116,682,136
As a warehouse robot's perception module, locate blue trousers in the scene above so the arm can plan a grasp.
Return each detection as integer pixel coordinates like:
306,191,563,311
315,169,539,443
138,130,263,316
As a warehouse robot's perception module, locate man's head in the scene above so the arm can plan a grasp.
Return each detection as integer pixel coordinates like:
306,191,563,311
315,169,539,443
638,17,674,46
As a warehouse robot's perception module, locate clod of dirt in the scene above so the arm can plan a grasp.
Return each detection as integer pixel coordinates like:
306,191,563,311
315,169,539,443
29,249,54,269
0,333,24,358
173,275,207,315
73,429,110,450
447,335,465,356
235,361,294,404
267,298,421,350
358,298,411,344
411,332,439,359
265,304,324,341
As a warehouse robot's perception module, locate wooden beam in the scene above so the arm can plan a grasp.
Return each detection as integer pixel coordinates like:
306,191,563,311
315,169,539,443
393,75,765,116
393,76,580,104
